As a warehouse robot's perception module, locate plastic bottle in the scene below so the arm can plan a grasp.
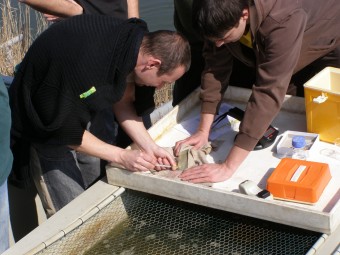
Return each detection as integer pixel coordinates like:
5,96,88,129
291,136,308,160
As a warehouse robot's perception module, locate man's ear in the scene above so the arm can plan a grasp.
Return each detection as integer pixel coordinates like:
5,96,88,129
241,8,249,21
146,57,161,70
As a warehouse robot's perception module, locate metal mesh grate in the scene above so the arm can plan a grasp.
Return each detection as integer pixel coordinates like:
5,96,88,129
37,189,321,255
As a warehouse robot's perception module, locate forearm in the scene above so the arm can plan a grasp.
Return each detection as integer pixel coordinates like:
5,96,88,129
113,101,156,153
223,145,250,173
201,112,250,173
127,0,139,18
120,117,156,152
69,130,124,163
200,42,233,114
178,143,250,183
198,112,214,135
19,0,83,17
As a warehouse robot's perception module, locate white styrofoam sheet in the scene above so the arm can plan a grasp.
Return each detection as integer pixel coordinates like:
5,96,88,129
107,86,340,234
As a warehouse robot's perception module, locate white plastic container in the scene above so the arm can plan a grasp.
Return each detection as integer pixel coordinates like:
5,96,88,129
276,131,319,158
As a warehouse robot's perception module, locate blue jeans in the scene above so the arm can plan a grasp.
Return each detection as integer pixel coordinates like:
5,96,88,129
0,180,10,254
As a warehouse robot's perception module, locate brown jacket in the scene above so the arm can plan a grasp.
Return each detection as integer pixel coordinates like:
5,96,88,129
200,0,340,150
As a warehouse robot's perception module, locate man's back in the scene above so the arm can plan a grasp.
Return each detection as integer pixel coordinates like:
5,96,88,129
9,15,148,145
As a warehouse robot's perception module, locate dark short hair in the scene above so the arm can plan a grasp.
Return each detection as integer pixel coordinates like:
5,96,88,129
140,30,191,75
193,0,249,39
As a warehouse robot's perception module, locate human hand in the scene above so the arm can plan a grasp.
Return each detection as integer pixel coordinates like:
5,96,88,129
174,130,209,157
179,163,235,183
117,149,157,172
143,145,177,171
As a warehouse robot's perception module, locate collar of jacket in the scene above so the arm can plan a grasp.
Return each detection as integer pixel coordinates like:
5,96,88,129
249,0,276,39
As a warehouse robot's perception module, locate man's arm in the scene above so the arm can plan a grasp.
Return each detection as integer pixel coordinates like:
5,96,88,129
174,41,233,153
179,144,249,183
70,130,157,171
69,80,167,171
127,0,139,18
113,82,154,152
200,41,234,113
19,0,83,17
174,112,214,155
113,81,177,168
235,10,307,151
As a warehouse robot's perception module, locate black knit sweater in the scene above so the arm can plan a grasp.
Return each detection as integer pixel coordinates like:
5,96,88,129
77,0,128,19
10,15,148,145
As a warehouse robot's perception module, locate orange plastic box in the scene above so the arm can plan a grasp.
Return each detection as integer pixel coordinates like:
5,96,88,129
267,158,331,204
304,67,340,143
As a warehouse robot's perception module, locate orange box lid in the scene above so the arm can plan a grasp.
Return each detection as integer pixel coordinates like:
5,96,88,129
267,158,331,204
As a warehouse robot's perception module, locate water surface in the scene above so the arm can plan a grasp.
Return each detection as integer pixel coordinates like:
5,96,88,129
3,0,174,31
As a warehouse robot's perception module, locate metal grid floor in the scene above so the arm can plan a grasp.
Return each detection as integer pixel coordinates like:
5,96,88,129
37,189,321,255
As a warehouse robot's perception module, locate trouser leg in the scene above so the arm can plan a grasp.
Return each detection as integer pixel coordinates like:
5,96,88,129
0,180,10,253
77,109,114,186
30,144,86,217
75,151,104,189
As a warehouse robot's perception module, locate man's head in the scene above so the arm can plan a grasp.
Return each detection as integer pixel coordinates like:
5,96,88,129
193,0,249,47
134,30,191,88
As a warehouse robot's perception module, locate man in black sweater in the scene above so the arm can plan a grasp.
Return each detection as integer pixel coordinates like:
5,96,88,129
9,14,190,216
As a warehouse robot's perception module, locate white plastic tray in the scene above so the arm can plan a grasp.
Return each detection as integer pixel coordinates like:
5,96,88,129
107,86,340,234
276,130,319,157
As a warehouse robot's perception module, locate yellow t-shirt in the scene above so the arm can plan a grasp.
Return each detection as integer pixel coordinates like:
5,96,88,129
239,28,253,48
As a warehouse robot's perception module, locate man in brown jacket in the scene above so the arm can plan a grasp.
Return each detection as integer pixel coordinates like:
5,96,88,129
174,0,340,183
